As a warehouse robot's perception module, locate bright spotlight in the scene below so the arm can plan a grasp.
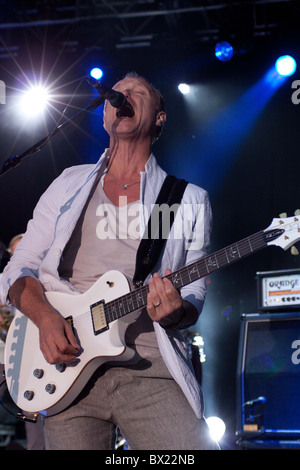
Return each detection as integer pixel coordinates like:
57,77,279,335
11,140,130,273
215,41,234,62
90,67,103,80
206,416,226,442
275,55,297,77
20,86,49,116
178,83,190,95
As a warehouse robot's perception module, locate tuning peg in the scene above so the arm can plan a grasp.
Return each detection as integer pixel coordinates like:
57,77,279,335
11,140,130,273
291,246,299,255
279,212,287,218
295,209,300,216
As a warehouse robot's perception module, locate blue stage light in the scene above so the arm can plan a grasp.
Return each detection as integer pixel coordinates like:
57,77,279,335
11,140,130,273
275,55,297,77
90,67,103,80
215,41,234,62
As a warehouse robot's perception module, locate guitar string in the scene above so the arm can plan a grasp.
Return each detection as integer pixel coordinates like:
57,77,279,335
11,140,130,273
104,221,294,322
73,228,277,327
99,233,263,324
74,234,262,328
70,220,293,328
104,230,267,320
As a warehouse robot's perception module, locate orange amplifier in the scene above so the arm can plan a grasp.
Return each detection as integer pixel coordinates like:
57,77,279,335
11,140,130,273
257,269,300,312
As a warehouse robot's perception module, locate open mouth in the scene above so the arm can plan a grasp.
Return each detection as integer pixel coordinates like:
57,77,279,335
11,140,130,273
116,102,135,118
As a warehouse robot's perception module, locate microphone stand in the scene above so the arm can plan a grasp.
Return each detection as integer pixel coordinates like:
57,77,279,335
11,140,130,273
0,96,104,176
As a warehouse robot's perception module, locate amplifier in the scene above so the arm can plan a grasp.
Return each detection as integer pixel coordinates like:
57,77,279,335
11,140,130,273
257,269,300,312
236,312,300,447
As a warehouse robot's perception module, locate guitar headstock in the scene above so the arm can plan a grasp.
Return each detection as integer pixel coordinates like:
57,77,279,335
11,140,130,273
264,211,300,251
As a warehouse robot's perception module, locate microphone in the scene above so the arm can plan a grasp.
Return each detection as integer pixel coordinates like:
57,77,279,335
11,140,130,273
87,77,134,116
243,396,267,407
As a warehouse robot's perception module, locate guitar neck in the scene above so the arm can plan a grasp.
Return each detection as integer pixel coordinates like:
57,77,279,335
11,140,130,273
102,228,283,325
168,231,266,285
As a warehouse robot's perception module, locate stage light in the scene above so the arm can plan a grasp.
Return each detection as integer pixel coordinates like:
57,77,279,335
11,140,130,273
90,67,103,80
275,55,297,77
206,416,226,442
20,85,50,116
215,41,234,62
178,83,190,95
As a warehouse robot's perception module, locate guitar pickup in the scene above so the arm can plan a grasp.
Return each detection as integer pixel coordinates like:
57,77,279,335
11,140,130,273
90,300,109,335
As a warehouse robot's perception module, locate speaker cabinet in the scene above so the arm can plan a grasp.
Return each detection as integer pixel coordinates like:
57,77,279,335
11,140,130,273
236,313,300,448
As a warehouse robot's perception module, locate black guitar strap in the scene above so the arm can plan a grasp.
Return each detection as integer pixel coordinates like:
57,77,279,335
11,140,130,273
133,175,188,287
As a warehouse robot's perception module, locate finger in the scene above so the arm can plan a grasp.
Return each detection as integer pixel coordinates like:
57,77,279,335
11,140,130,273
148,275,163,307
41,328,79,365
43,337,78,364
162,270,182,305
147,292,162,322
151,273,169,304
64,322,80,352
149,274,180,316
45,346,77,365
152,273,182,311
162,277,182,306
55,336,79,362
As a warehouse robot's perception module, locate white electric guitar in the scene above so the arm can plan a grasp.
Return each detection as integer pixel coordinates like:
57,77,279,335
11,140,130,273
4,214,300,417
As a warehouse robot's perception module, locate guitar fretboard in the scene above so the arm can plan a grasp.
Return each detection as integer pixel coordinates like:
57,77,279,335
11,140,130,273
103,229,271,324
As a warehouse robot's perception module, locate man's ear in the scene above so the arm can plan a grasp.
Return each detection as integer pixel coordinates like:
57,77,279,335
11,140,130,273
156,111,166,127
103,100,108,131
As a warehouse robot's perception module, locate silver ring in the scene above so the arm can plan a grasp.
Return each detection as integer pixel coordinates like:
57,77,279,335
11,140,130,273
154,300,162,308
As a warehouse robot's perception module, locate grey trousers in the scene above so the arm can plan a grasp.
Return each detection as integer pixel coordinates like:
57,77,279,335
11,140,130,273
44,356,218,450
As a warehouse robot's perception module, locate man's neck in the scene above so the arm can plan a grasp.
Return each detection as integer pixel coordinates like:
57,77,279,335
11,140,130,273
108,139,151,178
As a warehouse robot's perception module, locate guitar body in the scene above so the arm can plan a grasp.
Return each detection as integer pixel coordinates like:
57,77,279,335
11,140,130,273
4,271,138,416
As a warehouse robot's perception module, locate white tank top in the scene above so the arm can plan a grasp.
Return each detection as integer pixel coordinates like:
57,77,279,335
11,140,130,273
58,178,159,360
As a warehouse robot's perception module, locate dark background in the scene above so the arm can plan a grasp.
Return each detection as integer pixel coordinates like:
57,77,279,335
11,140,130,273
0,1,300,448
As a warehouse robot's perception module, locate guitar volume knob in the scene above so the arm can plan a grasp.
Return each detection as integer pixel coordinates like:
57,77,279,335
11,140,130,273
55,363,66,373
24,390,34,401
45,383,56,394
33,368,44,379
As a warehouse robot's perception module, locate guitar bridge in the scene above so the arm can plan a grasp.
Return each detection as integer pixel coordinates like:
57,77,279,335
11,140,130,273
90,300,109,335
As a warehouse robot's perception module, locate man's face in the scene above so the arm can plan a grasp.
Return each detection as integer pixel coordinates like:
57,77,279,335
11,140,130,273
103,77,164,142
